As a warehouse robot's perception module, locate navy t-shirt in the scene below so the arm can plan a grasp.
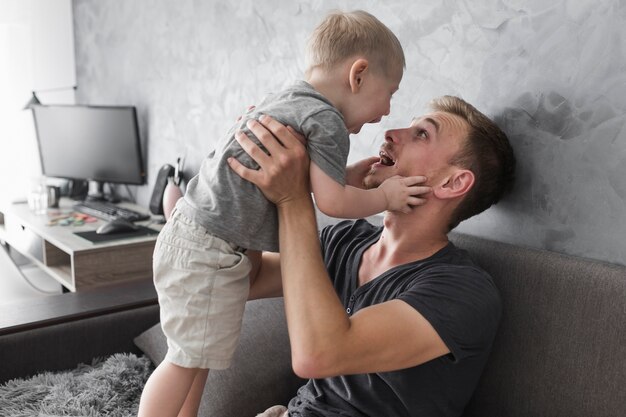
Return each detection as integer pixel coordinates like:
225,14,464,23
287,220,502,417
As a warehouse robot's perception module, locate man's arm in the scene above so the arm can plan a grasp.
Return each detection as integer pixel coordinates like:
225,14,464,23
248,251,283,300
248,156,389,300
228,116,449,378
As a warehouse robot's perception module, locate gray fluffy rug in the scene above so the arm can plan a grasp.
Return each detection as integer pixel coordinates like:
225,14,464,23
0,353,152,417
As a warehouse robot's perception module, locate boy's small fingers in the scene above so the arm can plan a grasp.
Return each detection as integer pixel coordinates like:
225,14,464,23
408,186,432,195
408,196,427,206
405,175,428,184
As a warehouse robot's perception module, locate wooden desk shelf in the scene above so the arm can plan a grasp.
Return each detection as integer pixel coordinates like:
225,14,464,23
0,200,160,292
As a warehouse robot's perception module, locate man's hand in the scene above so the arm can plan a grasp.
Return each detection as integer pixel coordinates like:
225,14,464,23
235,105,256,122
228,115,310,206
380,175,431,213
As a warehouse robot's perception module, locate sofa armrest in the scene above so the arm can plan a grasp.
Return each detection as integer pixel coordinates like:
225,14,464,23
0,278,160,383
0,304,159,383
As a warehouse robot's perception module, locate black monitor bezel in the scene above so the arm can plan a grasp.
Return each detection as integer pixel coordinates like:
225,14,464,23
32,104,146,186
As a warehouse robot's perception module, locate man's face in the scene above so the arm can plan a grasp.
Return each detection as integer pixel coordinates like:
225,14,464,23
363,111,470,189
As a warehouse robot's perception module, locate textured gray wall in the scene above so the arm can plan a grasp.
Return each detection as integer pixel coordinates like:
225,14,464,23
73,0,626,266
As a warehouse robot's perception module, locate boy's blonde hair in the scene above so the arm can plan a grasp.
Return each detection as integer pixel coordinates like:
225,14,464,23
305,10,405,77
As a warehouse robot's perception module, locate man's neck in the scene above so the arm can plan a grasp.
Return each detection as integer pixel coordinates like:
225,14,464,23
383,213,448,261
358,211,449,286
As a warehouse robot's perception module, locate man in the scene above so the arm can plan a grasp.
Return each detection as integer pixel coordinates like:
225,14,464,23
228,95,516,416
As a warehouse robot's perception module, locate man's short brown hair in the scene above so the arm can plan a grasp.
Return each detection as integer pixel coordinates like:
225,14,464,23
430,96,516,230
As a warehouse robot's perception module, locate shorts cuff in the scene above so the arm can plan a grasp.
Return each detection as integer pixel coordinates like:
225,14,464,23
165,350,233,370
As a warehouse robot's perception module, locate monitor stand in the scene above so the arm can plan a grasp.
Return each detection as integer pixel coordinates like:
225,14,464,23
68,179,89,200
85,180,120,203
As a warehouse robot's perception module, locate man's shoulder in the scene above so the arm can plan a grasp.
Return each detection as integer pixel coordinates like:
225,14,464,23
440,243,497,282
320,219,379,253
398,244,502,359
405,243,502,312
430,243,490,277
321,218,378,239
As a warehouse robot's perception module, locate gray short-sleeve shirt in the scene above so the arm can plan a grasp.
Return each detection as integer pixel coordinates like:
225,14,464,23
177,81,350,252
287,220,502,417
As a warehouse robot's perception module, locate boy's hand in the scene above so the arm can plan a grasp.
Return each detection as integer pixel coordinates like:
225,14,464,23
345,157,380,189
380,176,431,213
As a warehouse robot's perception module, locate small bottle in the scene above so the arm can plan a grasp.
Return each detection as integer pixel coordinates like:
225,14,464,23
27,177,48,215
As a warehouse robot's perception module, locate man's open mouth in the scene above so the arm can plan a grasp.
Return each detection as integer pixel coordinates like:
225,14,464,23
379,150,395,166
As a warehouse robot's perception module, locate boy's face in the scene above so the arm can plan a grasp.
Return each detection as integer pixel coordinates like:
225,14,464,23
343,68,402,134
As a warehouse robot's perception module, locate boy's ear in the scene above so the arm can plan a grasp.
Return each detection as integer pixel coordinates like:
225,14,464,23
433,169,475,200
349,58,369,93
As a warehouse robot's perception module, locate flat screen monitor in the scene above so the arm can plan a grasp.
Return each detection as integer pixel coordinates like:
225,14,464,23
32,105,146,199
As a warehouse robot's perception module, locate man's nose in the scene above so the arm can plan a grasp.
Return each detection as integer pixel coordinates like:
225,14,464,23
385,129,400,143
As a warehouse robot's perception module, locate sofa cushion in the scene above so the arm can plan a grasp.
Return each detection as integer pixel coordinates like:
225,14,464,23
135,231,626,417
134,297,305,417
451,233,626,417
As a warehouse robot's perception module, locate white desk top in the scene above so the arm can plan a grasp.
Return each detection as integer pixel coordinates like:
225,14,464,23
4,199,161,255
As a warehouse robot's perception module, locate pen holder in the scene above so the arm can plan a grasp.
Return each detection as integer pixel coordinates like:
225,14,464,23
46,185,61,208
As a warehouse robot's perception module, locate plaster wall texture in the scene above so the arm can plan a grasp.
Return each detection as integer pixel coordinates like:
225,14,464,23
73,0,626,266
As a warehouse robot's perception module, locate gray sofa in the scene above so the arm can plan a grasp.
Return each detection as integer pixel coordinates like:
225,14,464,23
2,232,625,417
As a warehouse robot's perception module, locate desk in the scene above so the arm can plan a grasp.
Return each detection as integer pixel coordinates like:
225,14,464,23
0,199,161,292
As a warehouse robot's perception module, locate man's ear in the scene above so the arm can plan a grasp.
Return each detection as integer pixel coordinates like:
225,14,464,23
433,169,475,200
349,58,369,93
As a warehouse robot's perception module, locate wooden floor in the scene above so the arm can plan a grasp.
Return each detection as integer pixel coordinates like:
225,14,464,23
0,244,63,303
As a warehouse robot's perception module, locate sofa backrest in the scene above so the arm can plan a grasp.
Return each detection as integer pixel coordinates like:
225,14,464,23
450,233,626,417
133,227,625,417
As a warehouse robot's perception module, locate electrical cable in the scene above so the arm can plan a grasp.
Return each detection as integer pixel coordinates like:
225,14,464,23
0,242,61,295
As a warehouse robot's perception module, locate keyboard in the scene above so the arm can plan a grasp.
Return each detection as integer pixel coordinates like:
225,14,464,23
73,200,151,222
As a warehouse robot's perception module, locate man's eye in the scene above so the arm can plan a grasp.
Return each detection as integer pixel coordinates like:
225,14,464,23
417,129,428,138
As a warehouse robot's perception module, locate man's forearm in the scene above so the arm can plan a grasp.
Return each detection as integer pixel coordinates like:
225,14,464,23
227,115,354,376
248,252,283,300
277,194,351,376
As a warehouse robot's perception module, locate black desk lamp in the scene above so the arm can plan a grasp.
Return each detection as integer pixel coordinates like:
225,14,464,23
22,92,42,110
22,86,77,110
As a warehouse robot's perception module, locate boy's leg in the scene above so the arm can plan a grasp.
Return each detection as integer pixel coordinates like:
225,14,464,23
138,361,200,417
178,368,210,417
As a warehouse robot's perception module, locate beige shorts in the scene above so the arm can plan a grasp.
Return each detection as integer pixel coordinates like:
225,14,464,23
153,209,251,369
